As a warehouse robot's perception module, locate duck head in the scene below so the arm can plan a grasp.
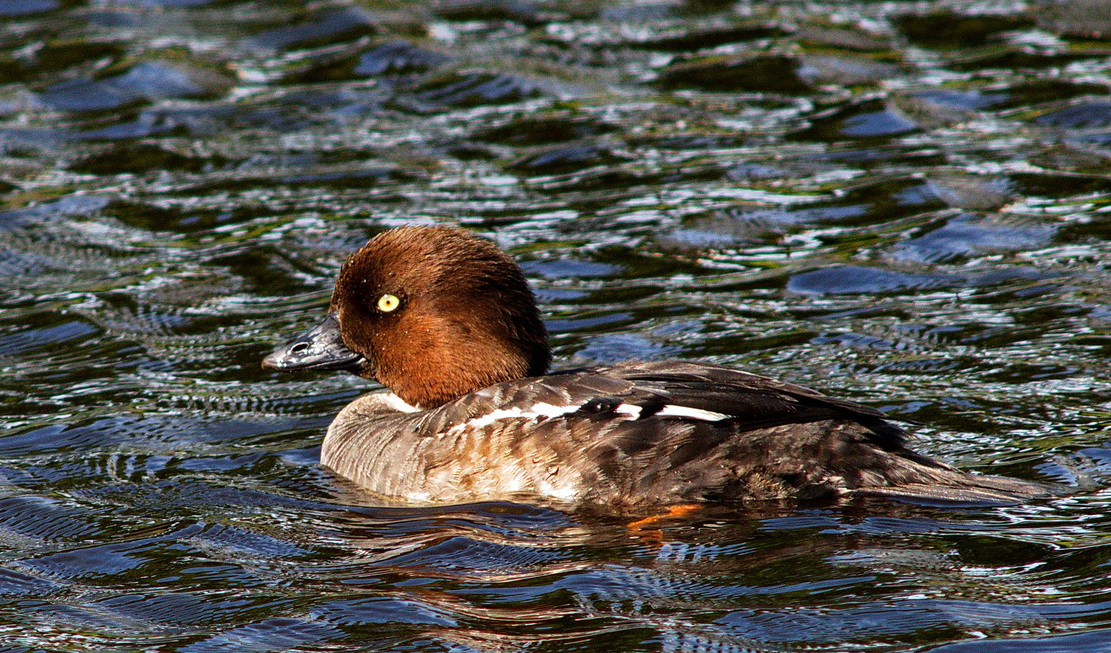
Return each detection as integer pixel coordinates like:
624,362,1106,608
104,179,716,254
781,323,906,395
263,226,551,409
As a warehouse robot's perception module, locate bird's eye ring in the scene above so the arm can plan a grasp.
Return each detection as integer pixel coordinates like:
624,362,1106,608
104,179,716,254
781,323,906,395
377,293,401,312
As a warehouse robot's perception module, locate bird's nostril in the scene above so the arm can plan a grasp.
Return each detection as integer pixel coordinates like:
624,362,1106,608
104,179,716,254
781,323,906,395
290,342,309,355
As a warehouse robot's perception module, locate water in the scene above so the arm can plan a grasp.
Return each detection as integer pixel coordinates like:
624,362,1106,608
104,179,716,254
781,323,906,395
1,0,1111,650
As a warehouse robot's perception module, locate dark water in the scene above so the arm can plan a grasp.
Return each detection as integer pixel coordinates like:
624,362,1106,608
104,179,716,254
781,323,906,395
1,0,1111,650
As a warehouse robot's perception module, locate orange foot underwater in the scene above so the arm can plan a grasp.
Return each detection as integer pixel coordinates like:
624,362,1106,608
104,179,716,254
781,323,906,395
626,504,704,530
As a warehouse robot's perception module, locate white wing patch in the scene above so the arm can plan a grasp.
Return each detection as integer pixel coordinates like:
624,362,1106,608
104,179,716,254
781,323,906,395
614,404,642,419
615,403,730,421
446,402,583,435
448,399,731,435
655,405,730,421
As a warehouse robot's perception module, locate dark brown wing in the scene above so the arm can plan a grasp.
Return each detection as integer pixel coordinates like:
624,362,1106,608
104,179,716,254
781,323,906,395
373,360,1045,507
604,360,909,443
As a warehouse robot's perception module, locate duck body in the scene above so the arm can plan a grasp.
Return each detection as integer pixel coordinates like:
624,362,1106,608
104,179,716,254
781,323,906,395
264,226,1044,509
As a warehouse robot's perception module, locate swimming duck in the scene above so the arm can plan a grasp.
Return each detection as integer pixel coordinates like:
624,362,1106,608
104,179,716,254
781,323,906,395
263,225,1044,509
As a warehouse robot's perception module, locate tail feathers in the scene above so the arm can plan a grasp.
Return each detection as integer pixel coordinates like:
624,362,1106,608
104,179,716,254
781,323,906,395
857,466,1051,506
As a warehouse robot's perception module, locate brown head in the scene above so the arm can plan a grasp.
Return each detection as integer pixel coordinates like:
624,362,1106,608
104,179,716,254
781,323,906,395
263,226,551,408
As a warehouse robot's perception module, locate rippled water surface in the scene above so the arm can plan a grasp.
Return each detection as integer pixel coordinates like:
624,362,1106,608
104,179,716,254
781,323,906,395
2,0,1111,650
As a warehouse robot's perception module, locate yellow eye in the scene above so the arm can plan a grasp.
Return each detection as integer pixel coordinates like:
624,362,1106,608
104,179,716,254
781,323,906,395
377,293,400,312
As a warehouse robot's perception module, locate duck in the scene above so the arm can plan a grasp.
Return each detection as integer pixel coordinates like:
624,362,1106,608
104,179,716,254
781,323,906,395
262,225,1045,510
